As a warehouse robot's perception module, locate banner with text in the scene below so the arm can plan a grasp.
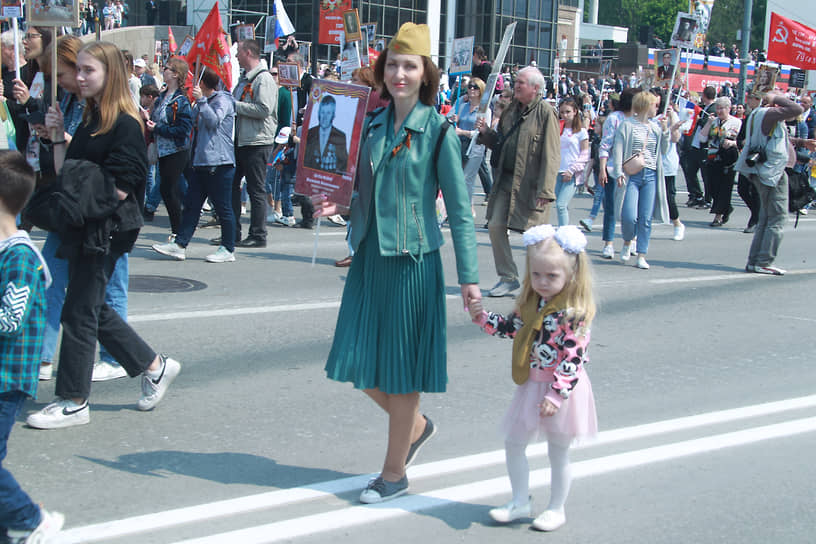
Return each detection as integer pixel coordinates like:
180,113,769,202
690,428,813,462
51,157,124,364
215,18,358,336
319,0,352,45
767,12,816,70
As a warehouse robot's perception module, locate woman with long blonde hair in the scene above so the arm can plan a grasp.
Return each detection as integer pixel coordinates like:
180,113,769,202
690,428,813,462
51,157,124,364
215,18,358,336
30,42,181,430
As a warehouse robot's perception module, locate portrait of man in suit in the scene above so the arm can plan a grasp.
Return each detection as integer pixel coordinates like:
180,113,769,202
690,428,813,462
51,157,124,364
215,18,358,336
657,51,674,81
304,95,349,174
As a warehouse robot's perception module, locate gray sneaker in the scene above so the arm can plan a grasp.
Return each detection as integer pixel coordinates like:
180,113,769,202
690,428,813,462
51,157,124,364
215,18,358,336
152,242,186,261
406,415,436,467
205,246,235,263
138,355,181,411
488,279,520,297
359,475,409,504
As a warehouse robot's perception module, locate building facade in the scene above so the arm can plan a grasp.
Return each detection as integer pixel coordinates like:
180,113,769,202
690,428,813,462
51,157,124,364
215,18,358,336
222,0,559,73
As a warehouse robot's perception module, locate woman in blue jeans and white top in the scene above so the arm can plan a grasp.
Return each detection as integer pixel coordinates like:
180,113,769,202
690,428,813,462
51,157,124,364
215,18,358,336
611,91,669,270
449,77,491,212
554,97,589,226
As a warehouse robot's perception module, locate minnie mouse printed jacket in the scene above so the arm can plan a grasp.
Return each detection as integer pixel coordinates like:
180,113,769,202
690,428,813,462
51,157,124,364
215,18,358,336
477,302,589,408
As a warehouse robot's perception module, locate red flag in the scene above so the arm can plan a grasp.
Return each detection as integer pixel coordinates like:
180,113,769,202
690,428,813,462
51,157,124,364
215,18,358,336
168,27,177,53
185,2,232,90
767,12,816,70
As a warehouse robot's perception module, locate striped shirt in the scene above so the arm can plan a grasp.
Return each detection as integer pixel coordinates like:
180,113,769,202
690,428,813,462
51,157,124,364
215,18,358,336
631,120,659,170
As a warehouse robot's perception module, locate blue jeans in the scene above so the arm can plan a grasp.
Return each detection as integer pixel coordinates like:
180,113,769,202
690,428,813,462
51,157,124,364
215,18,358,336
145,164,162,212
40,232,128,365
602,174,618,242
554,173,577,227
589,181,605,218
279,170,295,217
620,168,657,254
177,165,236,252
0,391,40,532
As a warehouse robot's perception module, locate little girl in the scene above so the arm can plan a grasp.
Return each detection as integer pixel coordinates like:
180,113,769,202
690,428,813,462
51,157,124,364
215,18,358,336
469,224,597,532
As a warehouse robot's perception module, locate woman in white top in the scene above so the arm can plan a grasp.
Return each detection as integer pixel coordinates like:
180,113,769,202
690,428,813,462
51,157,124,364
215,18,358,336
611,91,669,269
660,98,686,241
699,96,742,226
554,97,589,226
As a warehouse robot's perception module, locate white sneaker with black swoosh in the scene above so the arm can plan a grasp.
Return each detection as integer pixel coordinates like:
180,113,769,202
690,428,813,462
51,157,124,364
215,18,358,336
26,398,90,429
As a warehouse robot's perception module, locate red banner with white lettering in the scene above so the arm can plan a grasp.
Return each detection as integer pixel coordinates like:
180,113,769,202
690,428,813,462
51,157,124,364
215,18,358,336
767,12,816,70
318,0,351,45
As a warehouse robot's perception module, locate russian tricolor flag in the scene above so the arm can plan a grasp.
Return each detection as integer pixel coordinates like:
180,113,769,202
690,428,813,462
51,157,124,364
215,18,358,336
678,99,703,136
273,0,296,47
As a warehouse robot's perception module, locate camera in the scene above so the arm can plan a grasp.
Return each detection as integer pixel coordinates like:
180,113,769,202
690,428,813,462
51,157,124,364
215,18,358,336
745,148,767,167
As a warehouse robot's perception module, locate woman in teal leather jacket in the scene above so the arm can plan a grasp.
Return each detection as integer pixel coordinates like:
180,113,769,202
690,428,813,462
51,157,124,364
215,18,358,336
315,23,481,504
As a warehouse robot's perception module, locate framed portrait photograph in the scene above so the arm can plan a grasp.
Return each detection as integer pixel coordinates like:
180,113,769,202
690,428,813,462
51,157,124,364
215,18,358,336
236,23,255,42
27,0,80,27
278,62,300,87
342,9,361,43
338,33,361,81
373,38,387,53
670,13,701,50
295,80,371,209
178,34,196,57
264,15,276,53
298,42,311,67
449,36,475,76
654,48,678,87
753,64,779,96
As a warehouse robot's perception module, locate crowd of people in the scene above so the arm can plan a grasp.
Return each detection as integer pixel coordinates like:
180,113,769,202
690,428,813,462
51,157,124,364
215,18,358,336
0,19,814,543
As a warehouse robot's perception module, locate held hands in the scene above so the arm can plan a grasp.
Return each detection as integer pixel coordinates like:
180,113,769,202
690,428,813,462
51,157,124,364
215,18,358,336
539,399,558,417
461,284,482,317
467,297,484,322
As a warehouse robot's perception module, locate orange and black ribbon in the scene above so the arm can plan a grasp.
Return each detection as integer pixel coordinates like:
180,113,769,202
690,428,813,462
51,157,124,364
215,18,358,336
240,83,254,101
391,131,411,157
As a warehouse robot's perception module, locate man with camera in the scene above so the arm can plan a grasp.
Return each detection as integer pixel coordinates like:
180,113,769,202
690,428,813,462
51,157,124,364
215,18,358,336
736,91,815,275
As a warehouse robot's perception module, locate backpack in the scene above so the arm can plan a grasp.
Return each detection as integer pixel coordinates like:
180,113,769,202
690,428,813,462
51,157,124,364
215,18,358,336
786,167,816,227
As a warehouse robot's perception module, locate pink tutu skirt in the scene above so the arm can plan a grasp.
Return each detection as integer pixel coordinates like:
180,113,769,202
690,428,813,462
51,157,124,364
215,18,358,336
500,370,598,446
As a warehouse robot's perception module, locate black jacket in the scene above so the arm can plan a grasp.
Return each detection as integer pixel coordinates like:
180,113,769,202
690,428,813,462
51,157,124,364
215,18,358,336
60,111,147,256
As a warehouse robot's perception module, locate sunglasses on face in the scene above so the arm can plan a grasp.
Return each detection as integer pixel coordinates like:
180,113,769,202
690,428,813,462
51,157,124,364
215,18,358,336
467,84,479,90
270,71,279,76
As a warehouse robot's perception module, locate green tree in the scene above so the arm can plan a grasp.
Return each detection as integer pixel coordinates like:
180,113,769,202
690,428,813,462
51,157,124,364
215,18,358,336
595,0,767,50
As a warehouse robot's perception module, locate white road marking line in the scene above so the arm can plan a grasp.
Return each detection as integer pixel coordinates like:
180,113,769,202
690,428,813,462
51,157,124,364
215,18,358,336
128,266,816,323
170,416,816,544
775,314,816,323
54,395,816,543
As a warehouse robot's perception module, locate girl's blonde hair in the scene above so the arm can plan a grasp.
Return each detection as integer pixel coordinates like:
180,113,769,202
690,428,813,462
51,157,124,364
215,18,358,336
79,41,143,136
631,91,658,119
516,238,596,328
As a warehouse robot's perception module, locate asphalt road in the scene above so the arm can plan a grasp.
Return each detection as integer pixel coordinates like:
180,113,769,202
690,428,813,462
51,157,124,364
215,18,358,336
7,189,816,544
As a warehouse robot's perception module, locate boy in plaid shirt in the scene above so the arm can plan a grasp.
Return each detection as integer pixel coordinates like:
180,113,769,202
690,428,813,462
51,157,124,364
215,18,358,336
0,151,63,543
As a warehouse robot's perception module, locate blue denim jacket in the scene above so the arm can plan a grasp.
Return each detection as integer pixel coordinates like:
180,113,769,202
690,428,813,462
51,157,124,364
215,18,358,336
151,89,193,156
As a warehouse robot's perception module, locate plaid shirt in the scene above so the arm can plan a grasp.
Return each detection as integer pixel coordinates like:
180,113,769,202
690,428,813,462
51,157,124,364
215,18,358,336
0,241,47,398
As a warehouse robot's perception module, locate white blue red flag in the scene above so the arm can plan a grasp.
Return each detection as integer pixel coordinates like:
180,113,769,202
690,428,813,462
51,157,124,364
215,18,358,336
273,0,296,47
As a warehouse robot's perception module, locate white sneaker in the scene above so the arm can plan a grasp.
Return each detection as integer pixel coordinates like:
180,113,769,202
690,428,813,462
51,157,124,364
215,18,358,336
327,214,347,226
202,200,212,212
152,242,186,261
532,509,566,531
636,256,650,269
601,244,614,259
92,361,128,381
672,223,685,241
39,362,53,381
620,244,632,262
138,356,181,411
267,210,282,223
205,246,236,263
26,399,90,429
6,508,65,543
489,498,533,523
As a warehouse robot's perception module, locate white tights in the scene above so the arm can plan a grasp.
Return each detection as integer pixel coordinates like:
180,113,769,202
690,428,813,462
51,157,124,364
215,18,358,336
505,438,572,512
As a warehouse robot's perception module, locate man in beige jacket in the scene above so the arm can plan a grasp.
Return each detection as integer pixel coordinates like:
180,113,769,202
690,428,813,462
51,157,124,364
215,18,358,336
477,66,560,296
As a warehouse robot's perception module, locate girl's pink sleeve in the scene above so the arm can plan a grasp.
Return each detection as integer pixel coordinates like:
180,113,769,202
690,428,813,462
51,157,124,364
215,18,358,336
545,320,589,408
480,311,523,339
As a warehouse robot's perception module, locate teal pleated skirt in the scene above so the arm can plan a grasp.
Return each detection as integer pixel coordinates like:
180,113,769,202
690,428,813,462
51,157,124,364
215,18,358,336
325,216,448,394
